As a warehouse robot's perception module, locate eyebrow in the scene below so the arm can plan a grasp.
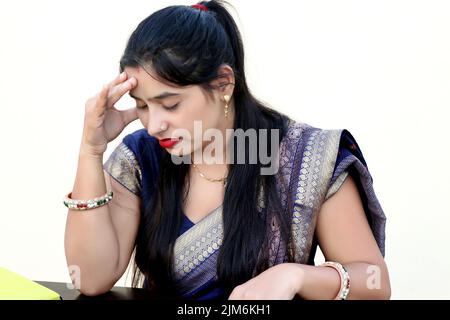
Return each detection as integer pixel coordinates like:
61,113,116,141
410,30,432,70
128,91,180,101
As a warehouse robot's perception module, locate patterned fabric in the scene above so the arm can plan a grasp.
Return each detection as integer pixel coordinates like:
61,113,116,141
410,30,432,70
103,142,142,196
173,204,223,295
103,130,162,214
103,118,387,300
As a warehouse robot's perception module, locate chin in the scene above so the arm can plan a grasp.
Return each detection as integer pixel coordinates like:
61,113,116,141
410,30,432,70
169,147,208,164
164,141,191,157
166,148,186,158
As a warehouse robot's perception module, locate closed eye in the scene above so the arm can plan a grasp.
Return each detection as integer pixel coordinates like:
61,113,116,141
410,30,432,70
136,103,179,111
164,103,179,111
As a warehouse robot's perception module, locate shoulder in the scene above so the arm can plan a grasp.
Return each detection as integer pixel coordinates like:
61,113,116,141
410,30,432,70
280,119,345,175
278,119,358,206
280,119,345,153
119,128,163,173
122,129,161,157
287,121,368,188
103,129,162,197
108,128,161,173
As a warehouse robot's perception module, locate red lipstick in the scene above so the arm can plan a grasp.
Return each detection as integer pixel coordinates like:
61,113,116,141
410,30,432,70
159,137,182,149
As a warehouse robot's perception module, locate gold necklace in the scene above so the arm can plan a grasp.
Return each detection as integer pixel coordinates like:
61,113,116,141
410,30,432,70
192,164,228,187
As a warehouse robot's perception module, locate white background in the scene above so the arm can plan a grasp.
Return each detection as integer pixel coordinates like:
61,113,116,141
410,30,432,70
1,0,449,299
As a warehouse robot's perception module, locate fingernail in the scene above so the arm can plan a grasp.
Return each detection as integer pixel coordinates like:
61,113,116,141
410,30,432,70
120,72,126,79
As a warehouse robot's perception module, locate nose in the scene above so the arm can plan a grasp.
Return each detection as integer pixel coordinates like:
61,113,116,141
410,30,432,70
146,106,168,137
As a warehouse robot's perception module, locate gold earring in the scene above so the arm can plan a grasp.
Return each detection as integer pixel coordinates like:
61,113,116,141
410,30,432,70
223,95,230,118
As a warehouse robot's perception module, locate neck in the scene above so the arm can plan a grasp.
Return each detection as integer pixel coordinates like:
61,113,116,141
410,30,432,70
191,102,235,177
194,100,235,165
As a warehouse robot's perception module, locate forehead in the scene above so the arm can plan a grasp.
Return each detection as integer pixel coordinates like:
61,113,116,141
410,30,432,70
125,66,177,91
124,66,211,101
125,67,178,101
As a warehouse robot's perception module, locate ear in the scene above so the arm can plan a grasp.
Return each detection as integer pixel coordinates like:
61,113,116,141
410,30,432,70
210,64,235,97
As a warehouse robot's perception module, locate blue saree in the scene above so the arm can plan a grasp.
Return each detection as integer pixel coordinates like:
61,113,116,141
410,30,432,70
103,118,386,300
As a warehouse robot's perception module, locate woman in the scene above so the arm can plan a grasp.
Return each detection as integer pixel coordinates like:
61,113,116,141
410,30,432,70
64,0,391,300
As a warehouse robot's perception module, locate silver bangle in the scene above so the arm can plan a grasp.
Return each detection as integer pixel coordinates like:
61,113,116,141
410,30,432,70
63,190,113,211
320,261,350,300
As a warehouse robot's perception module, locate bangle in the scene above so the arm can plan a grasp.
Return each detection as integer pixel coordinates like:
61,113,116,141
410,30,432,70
63,190,113,210
320,261,350,300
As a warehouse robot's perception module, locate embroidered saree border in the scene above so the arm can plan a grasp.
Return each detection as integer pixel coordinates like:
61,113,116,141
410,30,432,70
289,128,342,263
103,142,142,196
173,205,223,280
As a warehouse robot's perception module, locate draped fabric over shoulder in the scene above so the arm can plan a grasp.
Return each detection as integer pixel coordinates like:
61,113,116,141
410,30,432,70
102,119,387,300
103,130,162,214
268,119,386,270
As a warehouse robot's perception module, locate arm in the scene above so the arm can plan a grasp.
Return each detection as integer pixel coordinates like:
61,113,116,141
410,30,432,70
64,146,140,296
294,174,391,299
228,174,391,300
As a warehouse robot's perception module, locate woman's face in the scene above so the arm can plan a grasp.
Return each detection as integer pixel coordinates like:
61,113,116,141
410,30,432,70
124,65,235,160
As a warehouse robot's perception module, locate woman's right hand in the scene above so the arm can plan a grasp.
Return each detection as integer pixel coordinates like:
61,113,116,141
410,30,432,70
81,72,138,156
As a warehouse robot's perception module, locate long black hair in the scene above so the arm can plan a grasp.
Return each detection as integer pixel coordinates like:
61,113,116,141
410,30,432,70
119,0,294,297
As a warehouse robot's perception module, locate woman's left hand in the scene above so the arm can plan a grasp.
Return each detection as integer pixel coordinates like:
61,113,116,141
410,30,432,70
228,263,303,300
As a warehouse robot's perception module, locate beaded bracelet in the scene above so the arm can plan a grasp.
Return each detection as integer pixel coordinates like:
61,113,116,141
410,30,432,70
63,190,113,211
320,261,350,300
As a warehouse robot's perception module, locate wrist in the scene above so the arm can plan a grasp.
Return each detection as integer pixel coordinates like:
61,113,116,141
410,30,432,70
287,263,305,297
79,144,104,159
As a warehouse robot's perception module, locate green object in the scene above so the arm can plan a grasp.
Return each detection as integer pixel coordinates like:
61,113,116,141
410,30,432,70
0,267,60,300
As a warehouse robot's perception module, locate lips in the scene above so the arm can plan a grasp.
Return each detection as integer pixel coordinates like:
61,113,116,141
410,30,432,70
159,137,182,148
